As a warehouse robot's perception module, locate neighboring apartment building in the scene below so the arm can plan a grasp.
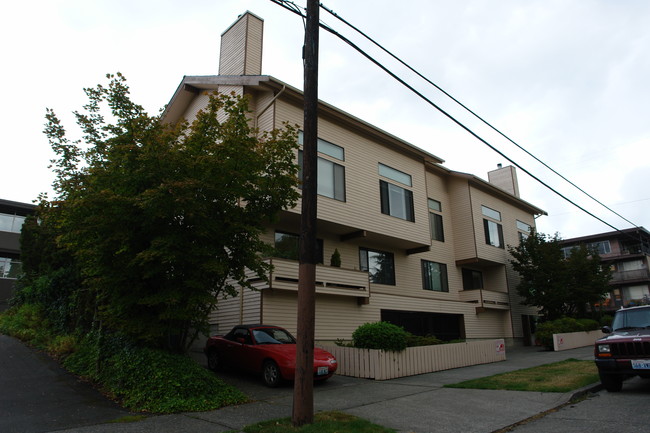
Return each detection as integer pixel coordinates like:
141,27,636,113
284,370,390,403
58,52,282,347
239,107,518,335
560,228,650,310
0,199,36,311
163,12,546,346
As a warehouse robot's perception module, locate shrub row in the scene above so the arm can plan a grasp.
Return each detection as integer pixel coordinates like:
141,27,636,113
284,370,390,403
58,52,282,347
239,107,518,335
535,317,601,348
349,321,445,352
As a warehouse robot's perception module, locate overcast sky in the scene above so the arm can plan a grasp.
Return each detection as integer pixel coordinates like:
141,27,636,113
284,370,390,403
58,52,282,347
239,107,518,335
2,0,648,239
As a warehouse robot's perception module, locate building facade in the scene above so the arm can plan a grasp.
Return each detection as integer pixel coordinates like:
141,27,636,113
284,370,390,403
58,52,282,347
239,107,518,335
163,12,546,346
561,228,650,310
0,199,36,311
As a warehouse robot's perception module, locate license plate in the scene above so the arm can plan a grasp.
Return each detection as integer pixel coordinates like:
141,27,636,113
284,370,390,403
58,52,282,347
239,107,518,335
317,366,329,375
631,359,650,369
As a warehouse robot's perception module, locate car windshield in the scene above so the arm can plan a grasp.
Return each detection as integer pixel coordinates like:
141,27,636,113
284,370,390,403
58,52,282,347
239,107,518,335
253,328,296,344
612,308,650,331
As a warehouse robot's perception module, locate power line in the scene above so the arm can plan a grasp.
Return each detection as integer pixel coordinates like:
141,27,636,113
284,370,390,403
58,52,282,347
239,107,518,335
268,0,637,236
317,3,641,231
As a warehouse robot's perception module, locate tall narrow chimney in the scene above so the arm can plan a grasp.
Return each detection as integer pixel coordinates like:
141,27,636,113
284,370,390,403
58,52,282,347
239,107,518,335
488,164,520,197
219,11,264,76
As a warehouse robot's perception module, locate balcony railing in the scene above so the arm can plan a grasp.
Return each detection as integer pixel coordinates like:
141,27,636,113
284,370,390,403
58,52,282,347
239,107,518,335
611,269,650,283
267,258,370,298
459,288,510,311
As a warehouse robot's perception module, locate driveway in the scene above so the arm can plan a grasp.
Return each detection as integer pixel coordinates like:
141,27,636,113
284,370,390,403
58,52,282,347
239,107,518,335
0,335,129,433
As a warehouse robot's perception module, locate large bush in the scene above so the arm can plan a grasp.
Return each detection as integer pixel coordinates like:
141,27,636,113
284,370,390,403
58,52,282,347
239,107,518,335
352,322,408,352
64,332,247,413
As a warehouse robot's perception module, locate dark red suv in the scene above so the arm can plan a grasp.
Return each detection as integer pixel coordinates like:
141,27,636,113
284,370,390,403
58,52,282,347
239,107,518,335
594,305,650,392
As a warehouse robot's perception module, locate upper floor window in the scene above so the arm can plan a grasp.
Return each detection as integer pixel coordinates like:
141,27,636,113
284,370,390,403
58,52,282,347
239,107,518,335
298,145,346,202
422,260,448,292
378,164,414,222
462,268,483,291
359,247,395,285
428,199,444,242
0,213,26,233
378,163,412,186
587,241,611,255
298,131,344,160
517,220,531,242
274,231,323,264
482,206,503,248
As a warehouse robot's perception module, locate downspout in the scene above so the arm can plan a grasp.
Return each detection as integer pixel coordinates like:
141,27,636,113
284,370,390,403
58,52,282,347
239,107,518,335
255,85,286,129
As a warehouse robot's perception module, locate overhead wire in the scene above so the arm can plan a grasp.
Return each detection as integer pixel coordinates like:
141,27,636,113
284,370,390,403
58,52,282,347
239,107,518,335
317,3,641,232
268,0,640,236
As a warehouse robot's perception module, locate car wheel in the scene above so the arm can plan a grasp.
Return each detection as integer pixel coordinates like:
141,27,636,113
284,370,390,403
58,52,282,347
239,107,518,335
262,360,283,387
599,373,623,392
207,349,221,372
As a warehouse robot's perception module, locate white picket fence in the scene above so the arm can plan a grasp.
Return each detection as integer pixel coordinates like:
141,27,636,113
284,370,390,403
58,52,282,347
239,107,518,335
321,339,506,380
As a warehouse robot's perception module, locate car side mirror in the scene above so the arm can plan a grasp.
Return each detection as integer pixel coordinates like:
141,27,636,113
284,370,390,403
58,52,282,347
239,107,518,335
601,326,612,334
236,337,246,344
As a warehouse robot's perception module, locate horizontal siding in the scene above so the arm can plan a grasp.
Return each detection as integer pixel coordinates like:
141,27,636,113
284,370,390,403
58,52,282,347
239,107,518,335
274,98,430,247
244,15,263,75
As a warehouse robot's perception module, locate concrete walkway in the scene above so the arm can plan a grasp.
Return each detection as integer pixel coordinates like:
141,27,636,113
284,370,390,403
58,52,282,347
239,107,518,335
1,334,597,433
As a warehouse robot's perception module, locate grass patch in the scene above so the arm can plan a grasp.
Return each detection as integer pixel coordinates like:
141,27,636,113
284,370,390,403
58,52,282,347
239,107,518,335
241,411,396,433
445,359,599,393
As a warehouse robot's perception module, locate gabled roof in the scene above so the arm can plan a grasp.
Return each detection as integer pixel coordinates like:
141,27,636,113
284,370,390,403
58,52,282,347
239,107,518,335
161,74,445,165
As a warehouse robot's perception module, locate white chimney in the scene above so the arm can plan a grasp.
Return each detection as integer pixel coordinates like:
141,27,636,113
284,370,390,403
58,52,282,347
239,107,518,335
488,164,520,197
219,11,264,76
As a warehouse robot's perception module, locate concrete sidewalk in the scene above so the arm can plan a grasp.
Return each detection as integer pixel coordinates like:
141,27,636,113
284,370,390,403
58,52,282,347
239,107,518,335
50,344,597,433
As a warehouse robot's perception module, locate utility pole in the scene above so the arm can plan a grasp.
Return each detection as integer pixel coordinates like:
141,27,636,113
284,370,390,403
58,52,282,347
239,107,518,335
292,0,319,427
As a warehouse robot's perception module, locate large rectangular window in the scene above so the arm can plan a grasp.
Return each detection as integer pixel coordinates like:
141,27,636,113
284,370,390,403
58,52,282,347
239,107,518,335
422,260,448,292
298,150,346,201
380,180,414,221
274,231,323,264
359,247,395,285
0,213,26,233
428,199,444,242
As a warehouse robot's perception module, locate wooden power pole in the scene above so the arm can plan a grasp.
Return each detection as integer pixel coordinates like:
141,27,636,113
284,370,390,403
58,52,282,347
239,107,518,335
292,0,319,427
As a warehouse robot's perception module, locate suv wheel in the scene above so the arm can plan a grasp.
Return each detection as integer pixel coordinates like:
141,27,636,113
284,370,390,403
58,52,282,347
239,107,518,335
600,373,623,392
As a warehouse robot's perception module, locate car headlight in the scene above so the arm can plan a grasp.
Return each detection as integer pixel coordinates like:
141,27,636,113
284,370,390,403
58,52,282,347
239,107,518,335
329,358,337,364
597,344,611,354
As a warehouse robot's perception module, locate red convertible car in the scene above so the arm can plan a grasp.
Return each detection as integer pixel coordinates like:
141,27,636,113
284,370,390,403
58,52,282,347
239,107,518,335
204,324,338,387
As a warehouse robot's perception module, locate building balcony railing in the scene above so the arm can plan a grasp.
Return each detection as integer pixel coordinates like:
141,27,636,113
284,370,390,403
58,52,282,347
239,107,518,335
459,288,510,311
265,257,370,299
610,269,650,283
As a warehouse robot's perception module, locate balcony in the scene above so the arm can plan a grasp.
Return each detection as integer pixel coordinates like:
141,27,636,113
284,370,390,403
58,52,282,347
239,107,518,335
610,269,650,284
459,289,510,312
266,258,370,299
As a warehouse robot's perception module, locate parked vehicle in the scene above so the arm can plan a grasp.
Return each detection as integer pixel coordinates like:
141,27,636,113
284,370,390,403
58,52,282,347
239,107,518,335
204,324,338,387
594,305,650,392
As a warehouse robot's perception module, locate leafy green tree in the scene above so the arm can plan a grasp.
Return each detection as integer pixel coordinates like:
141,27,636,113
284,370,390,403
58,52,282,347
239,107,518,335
39,73,299,351
508,231,611,321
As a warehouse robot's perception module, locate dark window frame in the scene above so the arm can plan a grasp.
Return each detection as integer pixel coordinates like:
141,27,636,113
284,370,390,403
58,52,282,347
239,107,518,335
379,180,415,222
359,247,396,285
421,260,449,292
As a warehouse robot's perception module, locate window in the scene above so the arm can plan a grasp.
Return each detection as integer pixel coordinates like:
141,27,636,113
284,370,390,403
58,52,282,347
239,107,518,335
428,199,444,242
462,268,483,291
380,181,414,221
587,241,611,255
516,220,531,242
0,213,26,233
482,206,503,248
0,257,21,279
421,260,448,292
381,309,464,341
297,133,346,202
378,163,412,186
274,231,323,264
298,151,346,201
359,248,395,285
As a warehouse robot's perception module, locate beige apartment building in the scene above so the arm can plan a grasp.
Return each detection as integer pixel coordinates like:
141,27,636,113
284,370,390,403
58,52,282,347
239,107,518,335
163,12,546,346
